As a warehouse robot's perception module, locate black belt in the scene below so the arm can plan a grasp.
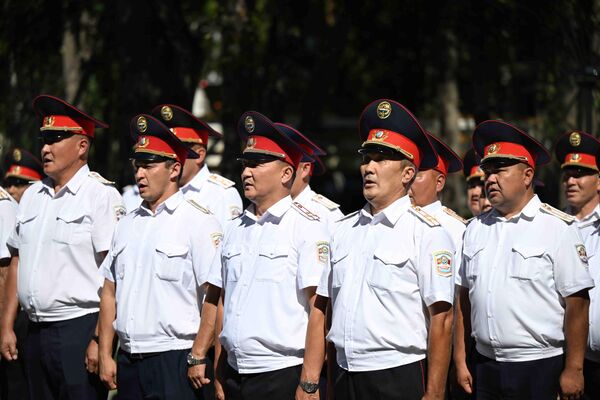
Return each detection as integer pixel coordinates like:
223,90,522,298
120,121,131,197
119,349,164,360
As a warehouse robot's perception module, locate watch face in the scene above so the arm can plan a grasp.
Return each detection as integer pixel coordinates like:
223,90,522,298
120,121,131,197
300,381,319,393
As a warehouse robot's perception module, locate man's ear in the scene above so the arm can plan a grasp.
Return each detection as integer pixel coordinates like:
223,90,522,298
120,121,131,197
436,173,446,194
169,161,182,181
78,136,90,159
401,164,416,185
281,163,295,186
523,165,535,187
194,146,207,166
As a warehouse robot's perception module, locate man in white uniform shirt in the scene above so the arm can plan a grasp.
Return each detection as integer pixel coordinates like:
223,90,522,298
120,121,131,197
454,120,594,399
185,111,330,400
298,99,455,400
0,95,124,400
152,104,242,226
97,114,222,399
410,132,466,252
275,122,343,233
554,131,600,399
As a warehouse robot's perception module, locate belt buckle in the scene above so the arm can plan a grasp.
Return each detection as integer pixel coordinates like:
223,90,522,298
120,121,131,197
128,352,145,360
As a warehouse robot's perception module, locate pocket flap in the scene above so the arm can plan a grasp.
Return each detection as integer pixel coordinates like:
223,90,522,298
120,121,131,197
56,211,86,223
331,250,350,264
223,245,242,259
463,244,484,259
258,245,288,259
17,213,37,224
512,245,545,259
373,249,409,265
155,244,189,258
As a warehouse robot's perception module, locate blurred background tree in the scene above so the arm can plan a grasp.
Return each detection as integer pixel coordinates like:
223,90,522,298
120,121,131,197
1,0,599,214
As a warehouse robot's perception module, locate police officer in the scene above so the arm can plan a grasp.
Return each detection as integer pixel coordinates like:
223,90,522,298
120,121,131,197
299,99,455,400
97,114,222,399
186,111,330,400
3,148,44,203
275,122,343,233
0,148,42,400
462,148,485,217
554,131,600,399
0,95,124,400
152,104,243,226
454,120,594,399
409,132,466,252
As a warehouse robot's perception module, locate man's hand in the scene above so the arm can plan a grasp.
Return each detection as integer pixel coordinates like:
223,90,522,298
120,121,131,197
295,386,320,400
98,352,117,390
85,339,99,374
0,328,17,361
455,363,473,394
214,376,226,400
188,364,210,390
559,367,584,400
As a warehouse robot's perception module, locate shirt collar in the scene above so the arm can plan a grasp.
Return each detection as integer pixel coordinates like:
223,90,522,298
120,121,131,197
243,195,292,223
138,190,184,216
40,164,90,196
360,195,411,226
422,200,442,214
579,204,600,223
182,164,210,192
490,194,541,222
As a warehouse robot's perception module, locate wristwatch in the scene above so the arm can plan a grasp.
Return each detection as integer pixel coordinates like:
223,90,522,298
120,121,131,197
186,352,208,366
299,380,319,394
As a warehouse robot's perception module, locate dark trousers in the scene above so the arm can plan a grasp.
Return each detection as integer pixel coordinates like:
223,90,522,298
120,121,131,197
473,352,562,400
225,363,301,400
23,312,107,400
116,348,202,400
333,359,427,400
0,309,29,400
584,358,600,400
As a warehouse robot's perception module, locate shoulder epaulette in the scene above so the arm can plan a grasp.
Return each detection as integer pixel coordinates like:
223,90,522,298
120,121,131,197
311,194,340,211
187,199,211,214
208,174,235,189
0,187,10,200
443,207,468,225
336,210,359,223
292,201,320,221
540,203,576,223
409,205,440,227
89,171,115,185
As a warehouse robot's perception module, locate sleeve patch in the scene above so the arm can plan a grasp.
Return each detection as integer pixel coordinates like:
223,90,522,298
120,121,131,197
317,241,330,264
114,205,126,221
433,250,453,277
576,244,589,265
229,205,242,219
211,232,223,248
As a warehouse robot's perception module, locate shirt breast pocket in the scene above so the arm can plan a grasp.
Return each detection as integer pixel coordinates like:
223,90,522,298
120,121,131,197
155,244,189,282
223,245,243,282
463,245,485,281
54,211,89,244
368,249,410,292
255,245,289,283
510,245,546,280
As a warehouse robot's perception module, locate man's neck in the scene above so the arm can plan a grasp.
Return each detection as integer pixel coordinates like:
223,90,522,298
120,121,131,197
496,192,534,219
146,186,179,213
369,193,406,215
291,181,309,200
253,191,290,217
571,198,599,220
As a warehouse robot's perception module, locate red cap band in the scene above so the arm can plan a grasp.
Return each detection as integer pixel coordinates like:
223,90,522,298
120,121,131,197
134,135,187,163
243,135,303,167
40,115,96,138
482,141,535,168
171,127,209,145
363,129,422,167
434,154,449,176
562,153,598,170
5,165,42,181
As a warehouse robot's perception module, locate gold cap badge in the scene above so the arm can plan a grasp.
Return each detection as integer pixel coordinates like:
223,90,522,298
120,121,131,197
244,116,255,133
373,130,388,141
246,137,256,149
487,143,499,154
137,136,149,148
160,106,173,121
570,153,581,162
376,101,392,119
43,116,55,127
13,149,21,162
137,116,148,133
569,132,581,147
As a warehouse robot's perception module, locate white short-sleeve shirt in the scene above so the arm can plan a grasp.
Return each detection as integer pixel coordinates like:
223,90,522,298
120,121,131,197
8,164,124,322
0,188,17,259
317,195,455,372
207,195,330,374
181,165,243,227
458,195,594,362
294,185,344,234
100,191,222,353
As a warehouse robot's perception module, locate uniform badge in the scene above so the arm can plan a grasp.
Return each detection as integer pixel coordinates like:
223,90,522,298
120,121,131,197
487,143,499,155
13,166,21,175
43,116,55,127
244,116,255,133
570,153,581,162
211,232,223,248
114,205,126,221
137,136,149,148
137,116,148,133
317,241,330,264
372,130,388,141
246,137,256,149
569,132,581,147
576,244,588,264
160,106,173,121
433,250,453,277
376,101,392,119
13,149,21,162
